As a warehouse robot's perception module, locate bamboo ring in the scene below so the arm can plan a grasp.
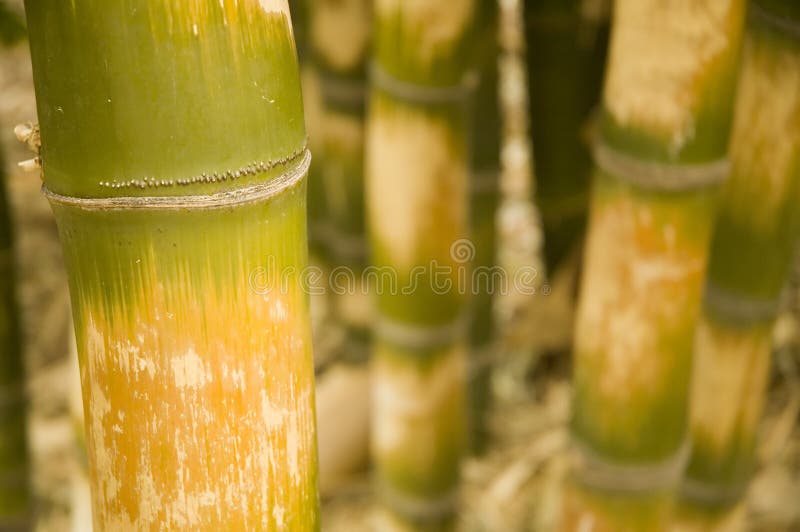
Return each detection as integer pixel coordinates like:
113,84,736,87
370,62,478,104
42,149,311,211
593,141,730,192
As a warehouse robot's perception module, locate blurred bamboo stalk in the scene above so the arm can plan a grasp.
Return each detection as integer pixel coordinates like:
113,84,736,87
291,0,328,261
0,144,29,531
309,0,371,368
366,0,477,524
524,0,609,274
304,0,373,494
679,1,800,523
467,0,502,456
24,1,319,528
568,0,746,526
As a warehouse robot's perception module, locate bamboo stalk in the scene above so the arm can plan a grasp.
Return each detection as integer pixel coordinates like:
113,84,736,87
305,0,373,490
0,1,25,45
524,0,609,273
468,0,501,455
24,1,319,529
569,0,746,518
0,145,29,531
367,0,477,522
309,0,371,347
680,1,800,517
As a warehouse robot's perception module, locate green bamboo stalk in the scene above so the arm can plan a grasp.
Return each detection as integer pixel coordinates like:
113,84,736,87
0,0,25,45
468,0,501,455
680,1,800,515
524,0,609,273
24,1,319,529
570,0,746,510
0,145,29,531
291,0,328,260
372,338,466,524
309,0,371,348
367,0,477,522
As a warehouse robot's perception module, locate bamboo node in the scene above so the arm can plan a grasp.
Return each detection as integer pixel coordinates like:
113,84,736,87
679,476,748,508
571,436,690,493
43,149,311,211
704,281,783,324
375,315,467,351
97,140,308,191
370,62,479,104
593,141,730,192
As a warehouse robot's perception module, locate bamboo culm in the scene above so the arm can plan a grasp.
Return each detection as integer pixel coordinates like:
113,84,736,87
0,144,29,531
367,0,478,523
24,1,320,529
568,0,746,526
681,0,800,515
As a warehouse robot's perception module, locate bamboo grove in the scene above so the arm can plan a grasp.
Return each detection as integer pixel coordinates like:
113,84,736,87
1,0,798,529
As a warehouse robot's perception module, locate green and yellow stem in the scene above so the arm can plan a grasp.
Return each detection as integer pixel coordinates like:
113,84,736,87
367,0,477,521
372,338,467,521
680,1,800,516
24,1,319,529
570,0,746,509
524,0,609,273
0,146,29,531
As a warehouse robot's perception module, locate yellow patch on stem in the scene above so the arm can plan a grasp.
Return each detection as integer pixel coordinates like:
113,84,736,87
75,255,317,530
604,0,742,153
724,38,800,233
311,0,371,72
366,99,467,269
689,315,771,456
575,188,706,399
372,342,466,485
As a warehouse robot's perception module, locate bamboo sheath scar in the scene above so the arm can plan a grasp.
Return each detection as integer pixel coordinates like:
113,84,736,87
682,0,800,511
24,1,320,530
367,0,477,523
570,0,746,508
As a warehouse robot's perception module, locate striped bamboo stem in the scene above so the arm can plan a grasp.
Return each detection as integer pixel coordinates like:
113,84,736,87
680,0,800,516
0,146,28,531
367,0,477,522
524,0,609,273
467,0,501,455
569,0,746,519
24,1,319,529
